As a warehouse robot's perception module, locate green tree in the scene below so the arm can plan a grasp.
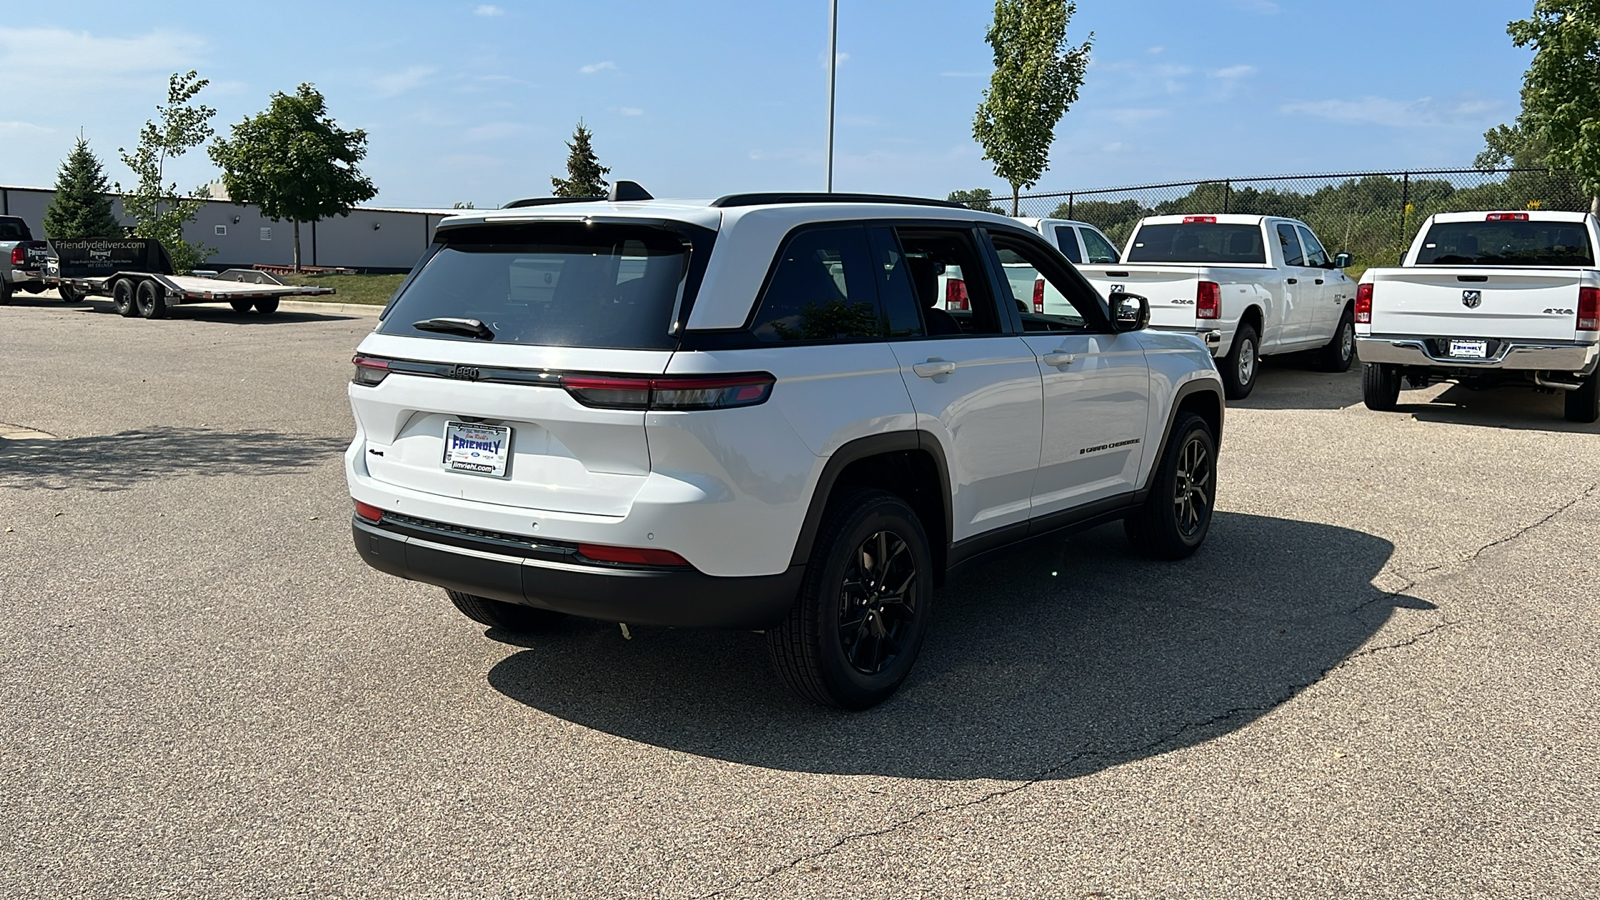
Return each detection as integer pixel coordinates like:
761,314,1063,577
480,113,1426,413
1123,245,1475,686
43,137,124,239
118,71,215,273
972,0,1092,214
947,188,1007,213
209,83,378,272
551,121,610,198
1505,2,1600,212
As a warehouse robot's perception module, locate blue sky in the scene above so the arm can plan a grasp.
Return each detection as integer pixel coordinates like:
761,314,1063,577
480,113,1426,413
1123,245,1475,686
0,0,1535,208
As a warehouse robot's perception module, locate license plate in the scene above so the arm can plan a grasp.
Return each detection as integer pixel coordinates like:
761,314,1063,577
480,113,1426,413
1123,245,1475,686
1449,340,1488,359
442,422,512,477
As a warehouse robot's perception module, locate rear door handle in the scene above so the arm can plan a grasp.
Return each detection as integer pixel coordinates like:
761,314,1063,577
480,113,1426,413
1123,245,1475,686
1286,278,1298,284
912,360,956,378
1315,278,1324,285
1042,352,1076,367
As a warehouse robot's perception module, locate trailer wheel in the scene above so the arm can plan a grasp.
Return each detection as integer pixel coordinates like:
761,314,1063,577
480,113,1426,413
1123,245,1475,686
112,279,139,317
136,280,168,319
58,284,83,303
253,297,280,314
229,299,253,313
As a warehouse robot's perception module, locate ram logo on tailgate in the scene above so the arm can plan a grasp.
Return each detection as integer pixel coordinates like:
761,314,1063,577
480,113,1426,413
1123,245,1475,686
1462,290,1482,309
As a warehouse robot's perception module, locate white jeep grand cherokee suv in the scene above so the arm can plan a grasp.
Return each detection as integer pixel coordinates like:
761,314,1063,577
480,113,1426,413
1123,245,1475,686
346,184,1225,709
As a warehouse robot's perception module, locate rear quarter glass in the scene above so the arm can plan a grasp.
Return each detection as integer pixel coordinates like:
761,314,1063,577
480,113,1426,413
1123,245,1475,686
379,222,708,350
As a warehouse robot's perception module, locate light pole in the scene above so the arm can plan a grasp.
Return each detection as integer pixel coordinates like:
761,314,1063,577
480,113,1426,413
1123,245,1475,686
826,0,838,192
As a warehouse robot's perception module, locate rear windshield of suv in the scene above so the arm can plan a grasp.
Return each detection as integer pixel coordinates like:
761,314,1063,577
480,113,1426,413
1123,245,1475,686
378,222,702,349
1126,223,1265,264
1415,220,1594,267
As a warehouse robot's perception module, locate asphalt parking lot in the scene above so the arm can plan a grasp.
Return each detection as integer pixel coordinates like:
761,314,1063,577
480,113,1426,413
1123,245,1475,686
3,293,1597,899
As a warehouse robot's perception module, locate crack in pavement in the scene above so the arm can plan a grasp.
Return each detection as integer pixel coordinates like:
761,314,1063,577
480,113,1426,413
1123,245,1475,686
695,483,1600,899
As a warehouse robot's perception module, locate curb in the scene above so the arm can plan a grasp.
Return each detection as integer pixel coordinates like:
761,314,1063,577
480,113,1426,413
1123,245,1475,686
278,299,385,317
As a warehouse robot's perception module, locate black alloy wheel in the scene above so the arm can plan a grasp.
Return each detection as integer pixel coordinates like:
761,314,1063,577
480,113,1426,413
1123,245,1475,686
135,280,167,319
768,489,933,710
111,278,139,317
1125,412,1217,560
0,279,10,305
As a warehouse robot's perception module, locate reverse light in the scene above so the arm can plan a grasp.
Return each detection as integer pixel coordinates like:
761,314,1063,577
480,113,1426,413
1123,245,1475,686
1183,216,1218,224
352,354,390,386
1033,279,1045,313
563,372,776,411
945,278,970,310
1486,213,1530,221
577,543,690,567
1196,281,1221,319
1579,286,1599,331
353,500,384,523
1355,283,1373,324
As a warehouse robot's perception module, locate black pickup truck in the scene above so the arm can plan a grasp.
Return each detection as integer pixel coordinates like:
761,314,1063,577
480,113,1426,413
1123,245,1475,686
0,216,52,304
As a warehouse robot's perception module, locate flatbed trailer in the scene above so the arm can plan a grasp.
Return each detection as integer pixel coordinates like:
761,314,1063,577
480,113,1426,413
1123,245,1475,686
42,238,335,318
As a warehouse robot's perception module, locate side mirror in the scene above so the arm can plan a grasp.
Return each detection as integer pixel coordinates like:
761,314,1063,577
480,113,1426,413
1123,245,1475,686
1109,291,1150,332
1333,252,1353,269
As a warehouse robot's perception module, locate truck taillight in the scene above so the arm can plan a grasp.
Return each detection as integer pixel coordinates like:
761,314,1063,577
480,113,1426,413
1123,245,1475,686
1183,216,1217,224
1355,283,1373,324
351,354,390,386
9,246,23,266
563,372,776,411
1579,286,1600,331
1486,213,1529,221
945,278,969,310
1033,279,1044,313
1196,281,1220,319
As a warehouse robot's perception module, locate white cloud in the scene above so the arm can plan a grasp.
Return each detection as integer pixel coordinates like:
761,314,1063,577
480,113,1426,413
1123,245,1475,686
1281,96,1499,128
474,4,504,15
1212,65,1257,80
372,65,437,97
617,107,643,117
580,61,616,74
0,27,207,89
461,121,526,142
0,120,53,134
1147,46,1165,55
1105,108,1168,125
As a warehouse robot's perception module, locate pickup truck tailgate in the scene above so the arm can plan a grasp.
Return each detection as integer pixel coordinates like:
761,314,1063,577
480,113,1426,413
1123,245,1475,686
1367,267,1591,342
1080,265,1210,330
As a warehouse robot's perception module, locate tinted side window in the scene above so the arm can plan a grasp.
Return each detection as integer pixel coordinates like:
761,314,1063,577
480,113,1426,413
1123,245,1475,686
989,232,1101,332
1081,228,1120,264
1296,226,1328,267
1276,223,1305,267
866,227,926,338
1052,226,1083,263
893,227,1005,336
749,226,882,342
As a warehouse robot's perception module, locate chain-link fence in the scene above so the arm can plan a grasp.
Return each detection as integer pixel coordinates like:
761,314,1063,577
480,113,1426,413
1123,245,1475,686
956,169,1592,268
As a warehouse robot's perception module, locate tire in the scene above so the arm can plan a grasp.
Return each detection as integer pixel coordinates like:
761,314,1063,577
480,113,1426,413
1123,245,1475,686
0,279,10,305
1362,363,1402,411
253,297,280,314
446,590,567,631
1319,307,1356,372
1565,373,1600,424
20,283,42,294
229,299,254,313
1124,412,1217,560
135,279,167,319
1221,322,1259,400
767,490,934,710
58,284,82,304
111,278,139,317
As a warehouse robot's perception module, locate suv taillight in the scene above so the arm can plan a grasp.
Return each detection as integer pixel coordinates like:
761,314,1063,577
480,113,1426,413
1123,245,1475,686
1355,283,1373,324
353,500,384,523
577,543,690,567
9,246,24,267
563,372,776,411
1196,281,1220,319
945,278,969,310
1033,279,1045,313
352,354,390,386
1579,286,1599,331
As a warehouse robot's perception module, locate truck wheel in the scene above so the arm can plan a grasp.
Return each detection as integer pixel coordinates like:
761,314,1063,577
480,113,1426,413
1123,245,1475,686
111,278,139,317
1221,322,1259,400
1362,363,1402,411
254,297,280,314
58,284,83,303
229,299,253,313
446,590,567,631
0,280,10,305
1565,373,1600,424
767,489,933,710
135,279,168,319
1319,307,1356,372
1124,412,1216,560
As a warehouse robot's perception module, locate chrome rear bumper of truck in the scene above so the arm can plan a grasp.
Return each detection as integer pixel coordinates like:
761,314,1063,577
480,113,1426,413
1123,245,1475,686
1356,335,1600,374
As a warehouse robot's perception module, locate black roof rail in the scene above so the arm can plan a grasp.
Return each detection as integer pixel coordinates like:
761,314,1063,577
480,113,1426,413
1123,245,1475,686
709,192,969,210
502,196,602,209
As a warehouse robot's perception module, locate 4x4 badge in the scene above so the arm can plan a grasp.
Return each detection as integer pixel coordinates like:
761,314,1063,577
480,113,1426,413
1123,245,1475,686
1462,290,1482,309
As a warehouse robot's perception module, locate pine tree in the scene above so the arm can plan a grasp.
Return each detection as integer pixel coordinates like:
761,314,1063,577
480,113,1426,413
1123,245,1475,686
42,137,124,239
550,121,610,198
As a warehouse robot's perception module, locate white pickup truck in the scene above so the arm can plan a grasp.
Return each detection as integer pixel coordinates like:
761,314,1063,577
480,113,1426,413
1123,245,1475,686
1073,214,1359,399
1355,210,1600,423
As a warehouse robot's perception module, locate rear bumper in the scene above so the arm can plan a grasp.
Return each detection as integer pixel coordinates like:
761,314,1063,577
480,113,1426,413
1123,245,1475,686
1148,325,1225,356
1356,335,1600,374
353,517,803,629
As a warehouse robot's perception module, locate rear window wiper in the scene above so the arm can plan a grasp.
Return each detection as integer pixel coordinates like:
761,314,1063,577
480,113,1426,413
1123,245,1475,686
412,317,495,341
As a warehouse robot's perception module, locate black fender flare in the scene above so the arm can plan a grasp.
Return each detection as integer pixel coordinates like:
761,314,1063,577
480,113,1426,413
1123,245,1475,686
1142,380,1225,495
788,430,952,567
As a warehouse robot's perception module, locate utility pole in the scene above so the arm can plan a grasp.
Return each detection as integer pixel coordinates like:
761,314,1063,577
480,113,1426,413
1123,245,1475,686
826,0,838,192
